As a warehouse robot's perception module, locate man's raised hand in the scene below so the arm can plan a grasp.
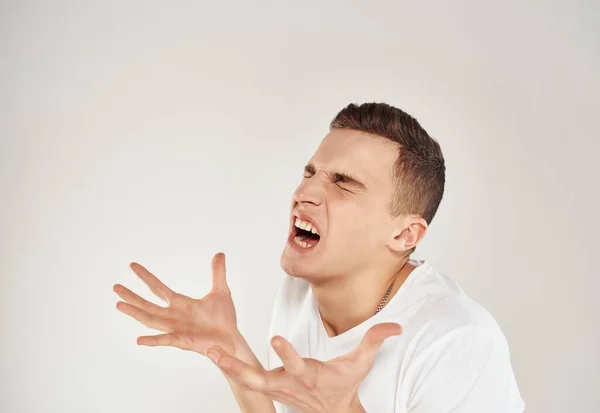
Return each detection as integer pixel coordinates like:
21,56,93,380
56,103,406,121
205,322,403,413
113,252,240,356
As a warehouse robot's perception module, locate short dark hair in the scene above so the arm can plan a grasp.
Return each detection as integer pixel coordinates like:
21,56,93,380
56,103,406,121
330,102,446,231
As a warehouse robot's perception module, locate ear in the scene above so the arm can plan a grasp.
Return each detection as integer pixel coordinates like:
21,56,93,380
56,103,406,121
388,216,428,253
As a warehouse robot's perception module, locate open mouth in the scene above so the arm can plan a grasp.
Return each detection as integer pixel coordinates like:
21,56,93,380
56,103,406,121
291,218,321,249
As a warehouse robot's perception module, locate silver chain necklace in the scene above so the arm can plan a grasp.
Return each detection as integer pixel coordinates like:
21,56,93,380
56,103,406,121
375,260,410,315
374,282,394,315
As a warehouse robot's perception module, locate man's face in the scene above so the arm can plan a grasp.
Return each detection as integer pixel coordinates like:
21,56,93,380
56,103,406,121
280,128,401,280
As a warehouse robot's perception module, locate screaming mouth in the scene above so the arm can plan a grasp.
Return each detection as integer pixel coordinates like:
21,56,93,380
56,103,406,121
292,218,321,249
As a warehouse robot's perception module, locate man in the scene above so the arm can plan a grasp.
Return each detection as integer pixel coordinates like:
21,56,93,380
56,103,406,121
114,102,525,412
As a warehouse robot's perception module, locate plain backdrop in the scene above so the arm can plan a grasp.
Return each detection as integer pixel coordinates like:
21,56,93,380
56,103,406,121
1,1,598,412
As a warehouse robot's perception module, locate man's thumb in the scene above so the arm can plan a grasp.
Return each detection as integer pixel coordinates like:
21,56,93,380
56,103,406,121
354,323,402,366
211,252,231,294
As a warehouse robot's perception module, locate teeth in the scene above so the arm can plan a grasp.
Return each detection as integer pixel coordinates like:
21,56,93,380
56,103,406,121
293,236,314,248
295,218,320,235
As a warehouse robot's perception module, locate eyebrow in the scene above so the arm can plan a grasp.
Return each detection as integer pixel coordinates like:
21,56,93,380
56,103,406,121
304,163,367,190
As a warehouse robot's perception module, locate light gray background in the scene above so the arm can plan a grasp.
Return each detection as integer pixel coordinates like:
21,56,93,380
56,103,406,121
1,1,598,412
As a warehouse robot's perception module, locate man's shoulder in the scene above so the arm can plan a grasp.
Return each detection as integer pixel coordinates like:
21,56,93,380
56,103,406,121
398,265,525,413
404,272,509,357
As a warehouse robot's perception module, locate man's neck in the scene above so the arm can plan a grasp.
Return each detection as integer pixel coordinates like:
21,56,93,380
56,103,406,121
311,257,416,337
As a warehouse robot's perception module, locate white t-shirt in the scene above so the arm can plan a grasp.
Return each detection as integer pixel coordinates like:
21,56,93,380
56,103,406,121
266,259,525,413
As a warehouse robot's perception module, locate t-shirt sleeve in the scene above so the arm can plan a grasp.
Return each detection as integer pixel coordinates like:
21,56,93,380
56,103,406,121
401,325,525,413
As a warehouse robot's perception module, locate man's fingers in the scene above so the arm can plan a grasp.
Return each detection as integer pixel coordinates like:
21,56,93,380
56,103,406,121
130,262,175,303
347,323,402,367
271,336,305,377
207,345,266,390
211,253,231,295
113,284,168,317
137,333,179,347
116,301,171,332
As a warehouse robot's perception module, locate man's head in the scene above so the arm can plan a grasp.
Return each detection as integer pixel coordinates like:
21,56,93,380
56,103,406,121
280,102,445,281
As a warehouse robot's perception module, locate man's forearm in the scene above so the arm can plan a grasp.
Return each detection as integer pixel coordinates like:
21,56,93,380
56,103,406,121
350,399,367,413
225,332,276,413
226,377,276,413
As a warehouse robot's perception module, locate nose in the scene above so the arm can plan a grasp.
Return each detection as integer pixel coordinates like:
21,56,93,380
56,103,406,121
292,169,327,207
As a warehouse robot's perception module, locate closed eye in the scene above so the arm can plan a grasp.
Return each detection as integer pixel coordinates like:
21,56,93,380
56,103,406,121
333,173,347,183
303,172,347,184
303,164,365,191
